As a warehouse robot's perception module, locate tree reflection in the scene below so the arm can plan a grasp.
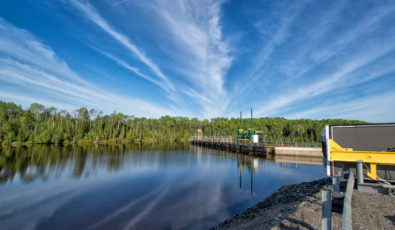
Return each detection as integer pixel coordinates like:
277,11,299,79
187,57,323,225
0,142,189,184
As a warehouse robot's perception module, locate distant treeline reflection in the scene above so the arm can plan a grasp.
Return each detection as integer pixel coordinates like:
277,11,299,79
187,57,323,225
0,143,189,184
0,144,315,185
0,101,367,144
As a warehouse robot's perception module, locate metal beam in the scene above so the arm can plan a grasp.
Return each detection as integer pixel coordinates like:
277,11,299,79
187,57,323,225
330,151,395,164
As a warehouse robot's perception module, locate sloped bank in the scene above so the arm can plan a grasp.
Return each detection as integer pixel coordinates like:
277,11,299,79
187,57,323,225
212,178,332,229
212,177,395,229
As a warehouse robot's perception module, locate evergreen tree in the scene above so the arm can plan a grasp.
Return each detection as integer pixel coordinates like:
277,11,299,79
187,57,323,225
0,101,368,144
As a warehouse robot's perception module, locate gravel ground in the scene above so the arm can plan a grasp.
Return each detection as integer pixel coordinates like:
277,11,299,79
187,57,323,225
212,178,395,230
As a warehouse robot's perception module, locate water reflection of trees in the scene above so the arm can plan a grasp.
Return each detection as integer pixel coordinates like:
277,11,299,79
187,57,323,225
0,142,189,184
1,144,319,185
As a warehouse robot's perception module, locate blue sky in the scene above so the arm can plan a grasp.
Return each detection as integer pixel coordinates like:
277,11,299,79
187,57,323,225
0,0,394,121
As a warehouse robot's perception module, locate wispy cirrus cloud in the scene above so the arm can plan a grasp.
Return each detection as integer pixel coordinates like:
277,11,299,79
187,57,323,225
230,0,310,103
0,18,86,85
1,0,394,121
69,0,176,93
255,38,395,117
0,18,174,117
251,1,309,77
67,0,232,118
98,51,163,90
150,0,233,117
311,2,395,63
241,1,395,120
286,91,395,122
253,0,395,86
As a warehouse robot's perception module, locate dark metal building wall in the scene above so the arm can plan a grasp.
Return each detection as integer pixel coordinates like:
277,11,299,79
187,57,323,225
330,124,395,151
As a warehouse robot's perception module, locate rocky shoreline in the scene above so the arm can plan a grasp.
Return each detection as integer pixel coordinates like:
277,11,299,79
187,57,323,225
213,177,395,229
212,178,332,229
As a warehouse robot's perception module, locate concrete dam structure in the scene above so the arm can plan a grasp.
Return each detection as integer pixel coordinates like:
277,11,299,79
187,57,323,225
190,136,323,158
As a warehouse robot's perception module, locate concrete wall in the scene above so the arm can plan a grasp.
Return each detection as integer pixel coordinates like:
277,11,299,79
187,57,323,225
274,147,323,158
274,155,323,165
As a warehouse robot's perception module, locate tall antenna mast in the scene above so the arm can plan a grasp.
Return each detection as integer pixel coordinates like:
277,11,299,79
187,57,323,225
240,111,242,129
251,108,253,129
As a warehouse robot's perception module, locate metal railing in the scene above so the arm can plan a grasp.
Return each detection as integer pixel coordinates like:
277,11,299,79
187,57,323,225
189,136,234,143
190,136,322,147
263,141,322,147
322,170,354,230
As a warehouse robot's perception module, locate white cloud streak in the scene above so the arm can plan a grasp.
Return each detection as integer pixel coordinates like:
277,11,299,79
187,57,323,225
0,18,174,117
268,1,395,84
232,1,310,100
0,18,87,85
69,0,176,92
68,0,234,115
1,1,394,121
150,0,232,117
249,2,395,120
287,91,395,122
255,39,395,117
311,3,395,63
99,51,163,89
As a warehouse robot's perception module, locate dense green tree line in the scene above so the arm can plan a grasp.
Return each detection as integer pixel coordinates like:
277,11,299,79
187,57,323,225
0,101,367,144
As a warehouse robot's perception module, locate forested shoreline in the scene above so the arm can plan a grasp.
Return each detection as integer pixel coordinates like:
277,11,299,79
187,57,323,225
0,101,367,145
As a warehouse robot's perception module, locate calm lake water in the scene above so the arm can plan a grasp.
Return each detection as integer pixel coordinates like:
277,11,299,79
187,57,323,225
0,143,326,230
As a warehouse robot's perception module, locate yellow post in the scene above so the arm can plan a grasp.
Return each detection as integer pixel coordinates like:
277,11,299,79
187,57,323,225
367,163,377,180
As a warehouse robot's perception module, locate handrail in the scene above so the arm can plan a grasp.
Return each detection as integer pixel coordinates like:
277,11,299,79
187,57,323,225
342,171,354,230
322,171,354,230
189,136,322,147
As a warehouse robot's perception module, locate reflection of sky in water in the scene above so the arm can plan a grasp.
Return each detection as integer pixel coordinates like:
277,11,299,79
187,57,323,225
0,145,327,230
